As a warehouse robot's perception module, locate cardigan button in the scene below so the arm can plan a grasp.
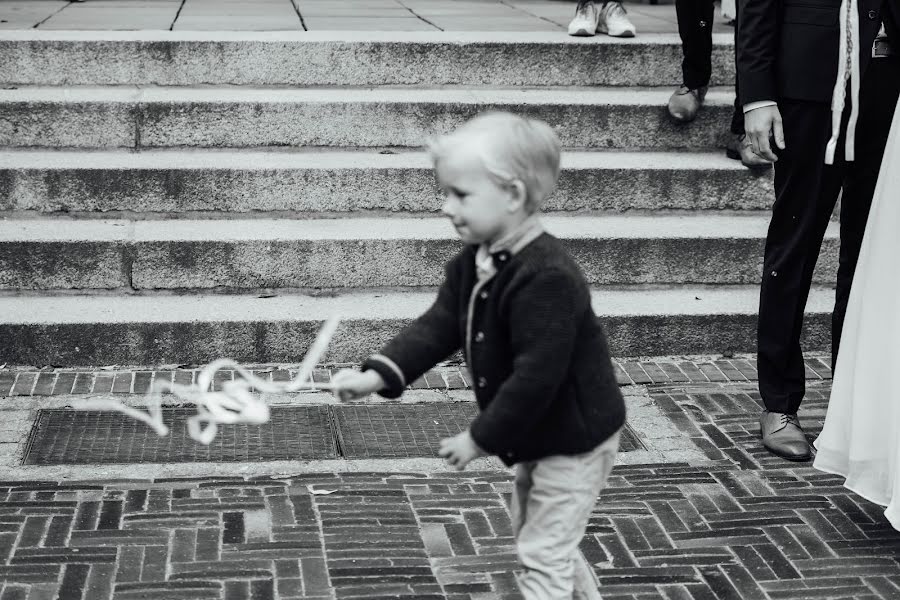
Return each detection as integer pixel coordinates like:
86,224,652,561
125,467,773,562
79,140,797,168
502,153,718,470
475,331,485,343
479,290,488,300
477,377,487,388
868,9,878,19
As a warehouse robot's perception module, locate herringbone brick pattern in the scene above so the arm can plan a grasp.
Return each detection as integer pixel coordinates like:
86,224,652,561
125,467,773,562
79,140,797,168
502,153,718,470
650,382,830,470
0,463,897,599
0,383,897,599
587,463,900,600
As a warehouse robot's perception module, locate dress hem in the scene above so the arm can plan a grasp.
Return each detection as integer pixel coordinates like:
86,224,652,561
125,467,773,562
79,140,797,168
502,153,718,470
814,458,900,531
813,460,891,509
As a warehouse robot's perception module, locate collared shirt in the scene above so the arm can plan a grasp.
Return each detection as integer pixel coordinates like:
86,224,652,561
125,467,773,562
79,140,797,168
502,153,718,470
474,215,545,282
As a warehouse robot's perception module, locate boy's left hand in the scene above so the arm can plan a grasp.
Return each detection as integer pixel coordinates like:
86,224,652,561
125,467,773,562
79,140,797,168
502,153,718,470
439,430,486,471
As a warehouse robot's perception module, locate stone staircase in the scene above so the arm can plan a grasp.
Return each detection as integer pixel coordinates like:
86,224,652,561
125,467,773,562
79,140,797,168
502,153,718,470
0,31,833,367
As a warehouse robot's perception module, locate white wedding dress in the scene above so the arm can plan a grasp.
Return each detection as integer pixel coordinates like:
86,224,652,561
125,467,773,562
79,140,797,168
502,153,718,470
814,96,900,529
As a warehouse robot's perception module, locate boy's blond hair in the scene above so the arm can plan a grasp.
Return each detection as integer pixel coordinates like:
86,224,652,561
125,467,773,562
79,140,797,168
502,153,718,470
427,112,562,213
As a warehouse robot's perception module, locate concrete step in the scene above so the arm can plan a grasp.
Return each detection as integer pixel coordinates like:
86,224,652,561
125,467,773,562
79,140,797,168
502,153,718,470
0,149,772,214
0,86,738,150
0,215,836,290
0,31,736,87
0,286,832,366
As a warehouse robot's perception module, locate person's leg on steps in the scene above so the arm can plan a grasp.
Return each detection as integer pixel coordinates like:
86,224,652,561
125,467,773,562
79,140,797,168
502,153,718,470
668,0,715,122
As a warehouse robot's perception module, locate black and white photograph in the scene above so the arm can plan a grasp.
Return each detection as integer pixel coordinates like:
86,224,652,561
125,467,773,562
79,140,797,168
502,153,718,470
0,0,898,598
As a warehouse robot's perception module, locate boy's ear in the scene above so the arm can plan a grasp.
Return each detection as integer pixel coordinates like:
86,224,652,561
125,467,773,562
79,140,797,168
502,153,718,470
507,180,527,212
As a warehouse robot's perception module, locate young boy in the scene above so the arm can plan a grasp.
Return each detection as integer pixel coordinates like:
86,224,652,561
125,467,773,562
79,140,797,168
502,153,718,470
330,112,626,600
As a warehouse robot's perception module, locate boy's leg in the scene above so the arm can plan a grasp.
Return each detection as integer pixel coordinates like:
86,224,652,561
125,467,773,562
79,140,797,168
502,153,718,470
572,552,602,600
515,432,620,600
513,460,601,599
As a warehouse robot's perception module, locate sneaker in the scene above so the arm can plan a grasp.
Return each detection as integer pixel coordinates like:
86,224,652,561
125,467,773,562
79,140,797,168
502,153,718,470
598,1,636,38
667,85,707,122
568,1,601,37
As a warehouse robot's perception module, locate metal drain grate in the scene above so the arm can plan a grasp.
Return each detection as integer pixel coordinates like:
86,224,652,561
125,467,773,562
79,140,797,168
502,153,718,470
333,403,644,459
24,407,337,465
334,403,480,459
24,404,643,465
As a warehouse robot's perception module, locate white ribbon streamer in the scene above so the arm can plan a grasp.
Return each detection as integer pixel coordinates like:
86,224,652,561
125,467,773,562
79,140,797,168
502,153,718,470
826,0,860,164
74,316,340,445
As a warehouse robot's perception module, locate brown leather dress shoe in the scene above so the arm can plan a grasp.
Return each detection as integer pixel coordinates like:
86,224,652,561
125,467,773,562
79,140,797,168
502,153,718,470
726,133,773,170
667,85,707,123
759,411,812,461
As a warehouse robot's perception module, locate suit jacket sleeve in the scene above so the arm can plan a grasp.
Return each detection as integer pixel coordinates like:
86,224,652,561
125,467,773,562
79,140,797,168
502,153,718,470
468,269,581,455
737,0,780,105
362,253,464,398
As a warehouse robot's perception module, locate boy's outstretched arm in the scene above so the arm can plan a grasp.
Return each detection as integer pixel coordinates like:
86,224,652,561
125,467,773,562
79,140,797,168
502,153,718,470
468,269,581,456
360,255,465,398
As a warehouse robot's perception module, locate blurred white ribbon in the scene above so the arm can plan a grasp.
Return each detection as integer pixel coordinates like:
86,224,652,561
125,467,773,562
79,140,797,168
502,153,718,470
74,316,340,445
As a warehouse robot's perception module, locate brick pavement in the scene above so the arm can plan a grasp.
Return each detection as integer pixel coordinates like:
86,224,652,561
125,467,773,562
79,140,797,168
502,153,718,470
0,373,898,599
0,354,832,397
0,0,733,33
0,446,898,599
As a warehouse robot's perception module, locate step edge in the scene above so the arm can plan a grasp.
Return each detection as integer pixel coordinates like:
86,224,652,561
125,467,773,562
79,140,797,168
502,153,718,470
0,286,835,324
0,85,738,105
0,214,831,242
0,149,752,171
0,30,733,45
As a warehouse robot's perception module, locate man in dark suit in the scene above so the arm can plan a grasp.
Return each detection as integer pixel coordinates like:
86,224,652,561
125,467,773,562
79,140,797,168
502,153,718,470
738,0,900,460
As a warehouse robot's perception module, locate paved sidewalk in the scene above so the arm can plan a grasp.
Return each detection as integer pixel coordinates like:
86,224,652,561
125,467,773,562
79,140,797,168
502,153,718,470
0,355,831,398
0,355,831,472
0,0,734,33
2,355,898,600
0,378,898,600
0,354,816,473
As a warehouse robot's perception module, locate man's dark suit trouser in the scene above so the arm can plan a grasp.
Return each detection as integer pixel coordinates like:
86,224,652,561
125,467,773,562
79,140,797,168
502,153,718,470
758,55,900,415
675,0,744,135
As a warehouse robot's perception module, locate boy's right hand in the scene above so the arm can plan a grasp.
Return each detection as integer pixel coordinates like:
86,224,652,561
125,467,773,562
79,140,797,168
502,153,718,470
330,369,385,402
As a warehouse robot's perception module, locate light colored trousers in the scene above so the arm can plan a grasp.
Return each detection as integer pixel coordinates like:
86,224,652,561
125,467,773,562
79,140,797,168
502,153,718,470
511,430,620,600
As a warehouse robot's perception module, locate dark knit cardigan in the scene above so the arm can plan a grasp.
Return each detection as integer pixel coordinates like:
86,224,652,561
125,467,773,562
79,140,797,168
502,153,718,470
362,233,626,466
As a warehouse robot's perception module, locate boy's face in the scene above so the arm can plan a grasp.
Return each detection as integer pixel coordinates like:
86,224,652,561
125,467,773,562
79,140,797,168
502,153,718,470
436,148,521,246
